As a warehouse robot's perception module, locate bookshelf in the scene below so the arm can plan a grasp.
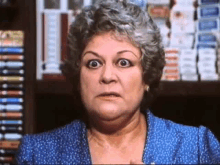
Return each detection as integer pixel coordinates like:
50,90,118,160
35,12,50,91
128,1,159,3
0,0,36,134
159,81,220,96
36,80,220,96
0,0,36,163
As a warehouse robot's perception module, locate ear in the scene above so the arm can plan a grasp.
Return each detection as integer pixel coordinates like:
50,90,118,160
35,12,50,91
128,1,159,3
144,84,149,92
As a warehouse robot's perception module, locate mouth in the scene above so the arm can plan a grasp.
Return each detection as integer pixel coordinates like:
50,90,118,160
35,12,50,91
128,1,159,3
98,92,120,97
98,92,121,100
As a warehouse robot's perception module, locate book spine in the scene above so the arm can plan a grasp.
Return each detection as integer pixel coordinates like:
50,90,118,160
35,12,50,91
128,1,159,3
0,98,23,103
197,18,220,33
0,141,20,149
0,76,24,82
0,55,24,61
0,126,23,132
0,112,23,118
0,91,23,96
3,133,22,140
0,149,18,155
0,61,24,68
0,156,13,162
0,47,24,54
0,84,23,89
0,120,23,125
0,69,24,75
0,104,23,111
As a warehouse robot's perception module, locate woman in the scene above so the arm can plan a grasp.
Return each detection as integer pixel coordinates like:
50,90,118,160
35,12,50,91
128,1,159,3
16,0,220,164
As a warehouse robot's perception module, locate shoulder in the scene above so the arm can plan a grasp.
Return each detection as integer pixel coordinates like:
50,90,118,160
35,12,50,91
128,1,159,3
150,111,219,144
16,120,86,164
147,110,220,164
198,125,220,163
147,110,200,160
22,119,85,145
148,110,199,137
31,119,84,139
151,112,218,144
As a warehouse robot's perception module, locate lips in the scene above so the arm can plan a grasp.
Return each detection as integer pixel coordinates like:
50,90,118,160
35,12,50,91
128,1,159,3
97,92,121,101
98,92,120,97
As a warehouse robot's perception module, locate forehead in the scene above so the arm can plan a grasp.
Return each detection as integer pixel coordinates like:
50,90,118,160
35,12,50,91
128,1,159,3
83,32,141,57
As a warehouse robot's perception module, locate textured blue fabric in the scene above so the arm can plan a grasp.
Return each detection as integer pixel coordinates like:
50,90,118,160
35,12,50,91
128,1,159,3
16,110,220,164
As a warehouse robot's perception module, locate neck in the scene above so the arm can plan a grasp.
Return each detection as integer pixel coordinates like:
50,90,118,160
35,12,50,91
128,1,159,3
87,110,147,149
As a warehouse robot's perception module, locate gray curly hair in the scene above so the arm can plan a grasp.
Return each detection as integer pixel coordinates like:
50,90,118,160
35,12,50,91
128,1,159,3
62,0,165,113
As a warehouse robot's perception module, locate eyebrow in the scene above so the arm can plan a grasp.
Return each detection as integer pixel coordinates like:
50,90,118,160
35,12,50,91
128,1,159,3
82,50,139,58
82,51,101,58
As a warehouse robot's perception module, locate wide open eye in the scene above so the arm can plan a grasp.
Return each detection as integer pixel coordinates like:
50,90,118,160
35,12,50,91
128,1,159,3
118,59,132,67
87,60,102,68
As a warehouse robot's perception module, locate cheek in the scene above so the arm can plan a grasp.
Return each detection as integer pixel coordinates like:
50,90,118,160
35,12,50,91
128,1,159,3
80,68,99,97
122,72,145,108
80,69,89,87
122,69,144,92
80,69,90,93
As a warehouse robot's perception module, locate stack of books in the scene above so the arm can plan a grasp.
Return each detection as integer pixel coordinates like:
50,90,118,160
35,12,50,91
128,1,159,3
196,0,219,80
0,30,24,164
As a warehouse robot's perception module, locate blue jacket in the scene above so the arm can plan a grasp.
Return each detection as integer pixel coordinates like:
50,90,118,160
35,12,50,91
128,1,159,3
16,110,220,164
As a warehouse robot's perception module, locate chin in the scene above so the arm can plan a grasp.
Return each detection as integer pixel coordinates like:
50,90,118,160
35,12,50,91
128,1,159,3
93,105,125,121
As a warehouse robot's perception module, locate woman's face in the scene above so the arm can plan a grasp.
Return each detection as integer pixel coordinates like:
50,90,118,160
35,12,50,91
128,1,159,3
80,32,146,121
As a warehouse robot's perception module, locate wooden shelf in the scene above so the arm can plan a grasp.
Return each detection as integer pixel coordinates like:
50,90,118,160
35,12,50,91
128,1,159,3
36,80,73,95
36,80,220,96
159,81,220,96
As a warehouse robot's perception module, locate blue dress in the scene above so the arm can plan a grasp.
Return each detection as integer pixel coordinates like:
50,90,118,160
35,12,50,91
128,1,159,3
16,110,220,164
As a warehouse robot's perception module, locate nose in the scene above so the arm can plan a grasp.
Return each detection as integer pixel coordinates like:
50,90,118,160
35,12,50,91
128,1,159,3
99,63,117,84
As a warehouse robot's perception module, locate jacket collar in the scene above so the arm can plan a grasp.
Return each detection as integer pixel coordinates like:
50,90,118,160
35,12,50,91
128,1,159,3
59,120,92,164
143,110,180,164
60,110,176,164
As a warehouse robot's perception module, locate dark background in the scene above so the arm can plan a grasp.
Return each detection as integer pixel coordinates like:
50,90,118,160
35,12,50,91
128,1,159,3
35,93,220,141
